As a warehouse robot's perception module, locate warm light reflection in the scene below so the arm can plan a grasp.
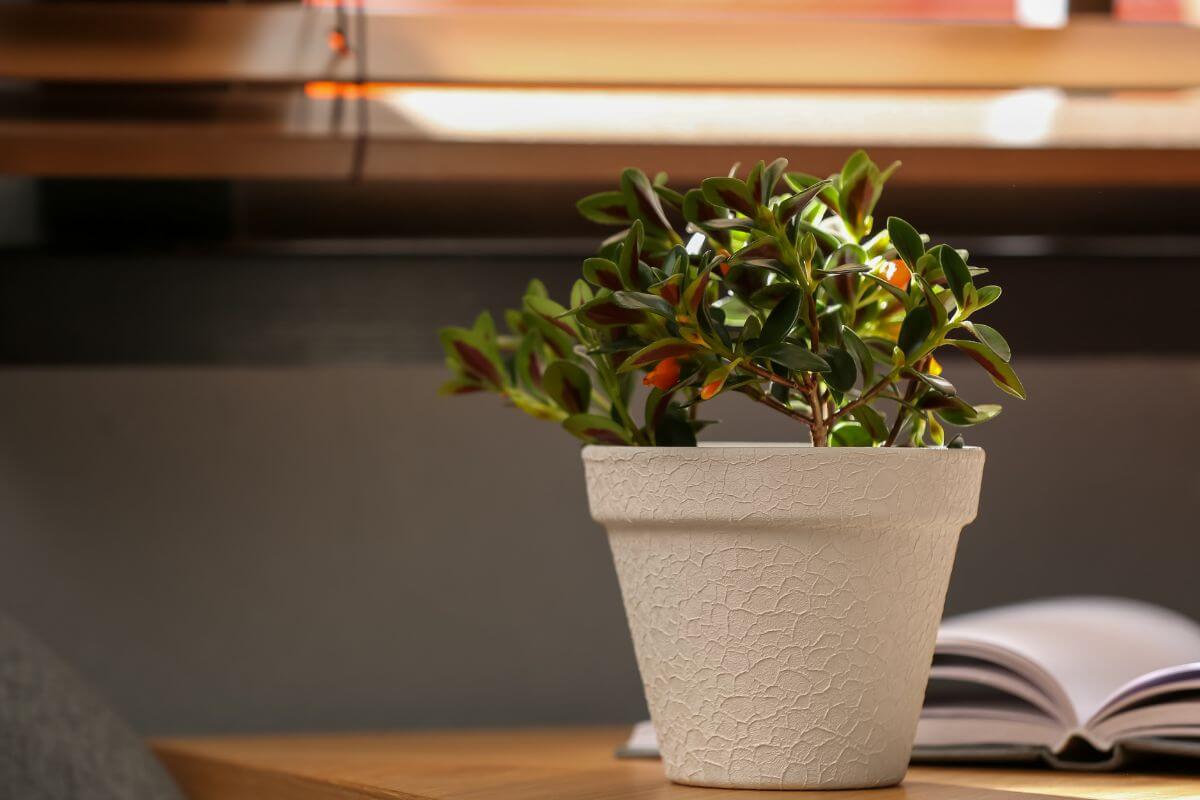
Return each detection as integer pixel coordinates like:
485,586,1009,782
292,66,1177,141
1015,0,1068,28
303,84,1200,149
982,88,1064,145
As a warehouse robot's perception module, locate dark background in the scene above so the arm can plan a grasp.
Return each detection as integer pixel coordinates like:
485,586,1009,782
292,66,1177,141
0,175,1197,735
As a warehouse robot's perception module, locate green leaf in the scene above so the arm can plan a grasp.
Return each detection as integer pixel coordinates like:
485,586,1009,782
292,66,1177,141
509,392,564,421
948,433,966,448
472,310,496,341
700,176,756,217
525,278,548,299
570,279,593,310
524,294,580,336
852,405,889,442
842,325,874,384
733,235,783,262
784,171,840,214
831,420,872,447
951,340,1027,399
745,160,765,205
610,290,674,319
814,263,870,278
929,414,946,446
759,286,802,347
738,258,792,279
837,150,873,235
660,245,689,278
916,251,943,281
911,274,948,329
683,265,714,315
650,273,684,308
887,217,924,271
588,337,643,355
619,338,700,372
908,415,927,447
907,368,956,396
616,221,645,289
824,346,857,392
825,242,869,269
863,272,911,307
562,413,633,445
933,400,1003,427
681,188,722,227
777,178,832,223
504,309,526,336
573,296,648,328
701,217,755,231
794,220,841,254
712,294,752,327
514,331,545,392
621,168,673,233
577,191,632,225
964,321,1012,362
523,310,575,358
839,150,871,192
897,306,934,360
438,378,483,396
975,285,1002,310
762,157,789,200
653,183,684,208
438,327,505,389
582,257,624,291
700,302,733,350
543,359,592,415
753,342,831,373
939,245,973,307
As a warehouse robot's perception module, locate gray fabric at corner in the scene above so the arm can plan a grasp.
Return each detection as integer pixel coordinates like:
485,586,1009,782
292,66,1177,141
0,615,184,800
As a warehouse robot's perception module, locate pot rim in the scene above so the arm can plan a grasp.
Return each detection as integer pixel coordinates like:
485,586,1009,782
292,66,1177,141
584,442,982,456
582,442,986,526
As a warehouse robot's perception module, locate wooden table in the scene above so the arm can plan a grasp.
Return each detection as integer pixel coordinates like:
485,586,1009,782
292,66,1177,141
153,727,1200,800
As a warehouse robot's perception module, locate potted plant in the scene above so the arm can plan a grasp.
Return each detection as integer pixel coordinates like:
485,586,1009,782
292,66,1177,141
439,151,1023,790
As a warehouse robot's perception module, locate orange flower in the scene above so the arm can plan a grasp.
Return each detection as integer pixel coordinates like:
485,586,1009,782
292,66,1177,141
717,248,732,276
877,258,911,290
642,357,681,391
327,29,350,56
699,363,734,400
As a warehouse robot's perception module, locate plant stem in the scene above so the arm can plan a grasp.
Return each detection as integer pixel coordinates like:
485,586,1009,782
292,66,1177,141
884,356,929,446
740,387,814,426
741,361,807,392
830,365,902,422
807,378,828,446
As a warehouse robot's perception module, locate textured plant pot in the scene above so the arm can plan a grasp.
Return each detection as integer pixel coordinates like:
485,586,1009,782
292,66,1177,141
583,443,985,790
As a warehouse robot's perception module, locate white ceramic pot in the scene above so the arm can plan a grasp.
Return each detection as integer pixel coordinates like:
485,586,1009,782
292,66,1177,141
583,443,985,790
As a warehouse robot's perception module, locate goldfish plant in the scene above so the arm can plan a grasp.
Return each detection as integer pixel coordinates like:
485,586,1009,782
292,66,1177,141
439,151,1024,447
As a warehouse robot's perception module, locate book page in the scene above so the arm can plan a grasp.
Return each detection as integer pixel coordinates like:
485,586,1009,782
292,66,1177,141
938,597,1200,725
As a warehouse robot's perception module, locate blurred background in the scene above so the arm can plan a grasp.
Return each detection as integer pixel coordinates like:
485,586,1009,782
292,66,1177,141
0,0,1197,739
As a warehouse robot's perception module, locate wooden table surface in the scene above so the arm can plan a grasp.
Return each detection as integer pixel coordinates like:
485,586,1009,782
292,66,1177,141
152,727,1200,800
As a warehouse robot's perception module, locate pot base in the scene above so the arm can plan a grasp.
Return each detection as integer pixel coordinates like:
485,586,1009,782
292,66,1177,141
667,772,904,791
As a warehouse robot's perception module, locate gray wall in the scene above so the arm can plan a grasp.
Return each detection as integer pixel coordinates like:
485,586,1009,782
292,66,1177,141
1,357,1197,735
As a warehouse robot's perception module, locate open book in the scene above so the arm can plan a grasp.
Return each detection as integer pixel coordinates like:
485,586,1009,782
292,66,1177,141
621,598,1200,770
